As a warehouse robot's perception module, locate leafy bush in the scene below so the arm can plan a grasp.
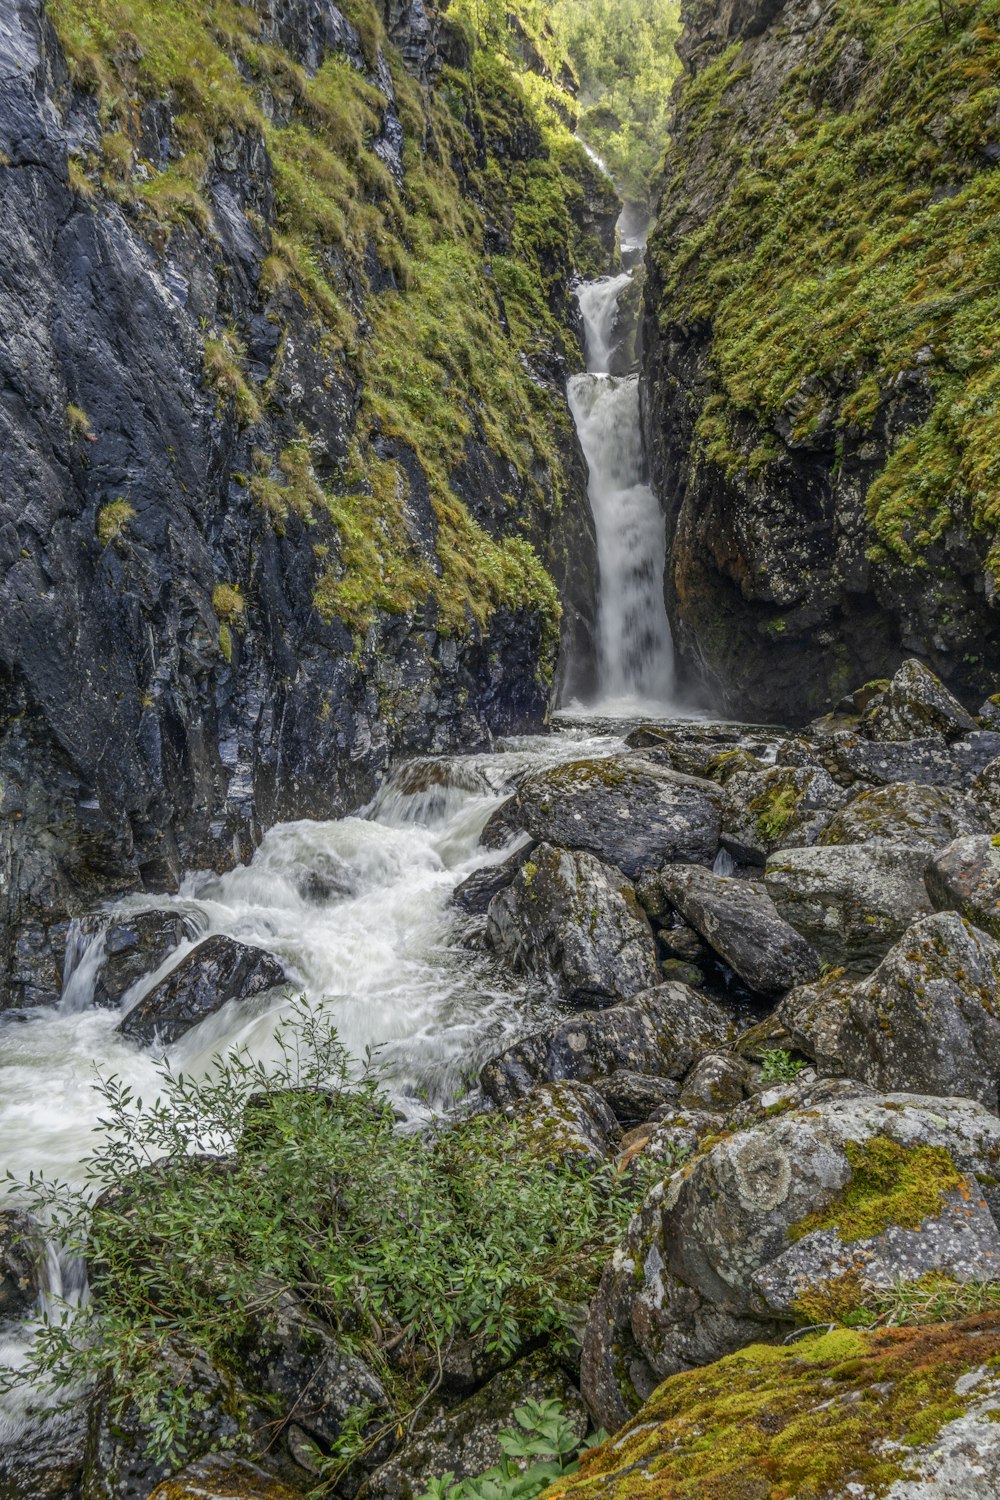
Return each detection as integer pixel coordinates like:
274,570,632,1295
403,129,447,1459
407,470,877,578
417,1397,606,1500
4,1001,653,1467
759,1048,807,1083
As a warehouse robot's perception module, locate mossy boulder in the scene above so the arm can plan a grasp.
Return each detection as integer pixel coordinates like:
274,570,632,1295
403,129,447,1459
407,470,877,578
817,781,986,850
623,723,784,781
552,1321,1000,1499
479,757,722,879
927,835,1000,940
658,864,820,996
778,966,857,1075
862,660,978,743
677,1053,748,1113
507,1080,620,1169
836,912,1000,1108
764,842,934,968
479,982,732,1106
484,843,659,1007
721,763,847,863
819,730,1000,792
579,1088,1000,1432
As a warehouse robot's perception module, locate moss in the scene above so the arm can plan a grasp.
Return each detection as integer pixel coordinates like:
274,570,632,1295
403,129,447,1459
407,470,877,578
211,583,245,625
96,499,136,547
203,331,262,427
545,1319,1000,1498
66,401,91,436
790,1136,967,1245
749,779,801,844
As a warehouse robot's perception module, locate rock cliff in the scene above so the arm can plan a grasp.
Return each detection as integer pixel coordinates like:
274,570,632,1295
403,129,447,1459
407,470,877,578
642,0,1000,721
0,0,616,1007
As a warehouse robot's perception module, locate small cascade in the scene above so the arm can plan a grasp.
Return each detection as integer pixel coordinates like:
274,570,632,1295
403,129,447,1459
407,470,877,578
567,272,676,711
58,921,106,1015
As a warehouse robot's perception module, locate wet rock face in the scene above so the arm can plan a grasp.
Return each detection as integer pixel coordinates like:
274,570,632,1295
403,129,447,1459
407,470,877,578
0,0,604,1013
480,757,722,877
0,1209,43,1319
484,843,659,1006
581,1089,1000,1431
117,935,286,1046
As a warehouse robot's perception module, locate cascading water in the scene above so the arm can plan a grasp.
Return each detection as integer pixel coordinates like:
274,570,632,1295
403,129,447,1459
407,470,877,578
567,273,676,711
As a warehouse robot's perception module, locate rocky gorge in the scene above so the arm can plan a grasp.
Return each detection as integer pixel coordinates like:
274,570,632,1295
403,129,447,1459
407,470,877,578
3,0,1000,1497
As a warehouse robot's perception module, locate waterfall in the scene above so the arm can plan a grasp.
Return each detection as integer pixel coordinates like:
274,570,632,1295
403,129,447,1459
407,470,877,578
567,273,676,711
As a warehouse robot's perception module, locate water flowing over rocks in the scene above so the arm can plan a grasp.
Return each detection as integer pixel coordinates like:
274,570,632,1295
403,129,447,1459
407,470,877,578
117,935,287,1046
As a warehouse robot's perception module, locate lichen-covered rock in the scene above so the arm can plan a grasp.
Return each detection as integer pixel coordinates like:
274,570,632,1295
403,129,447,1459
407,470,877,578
623,722,784,780
552,1323,1000,1500
580,1088,1000,1431
589,1070,681,1124
658,864,820,995
0,1209,43,1318
863,660,978,742
117,935,286,1046
484,843,659,1007
926,835,1000,939
478,982,731,1105
362,1350,587,1500
820,731,1000,792
507,1080,620,1168
836,913,1000,1108
678,1053,748,1112
148,1455,300,1500
479,758,722,878
764,843,934,967
721,764,848,862
817,782,985,849
778,966,857,1074
0,1410,87,1500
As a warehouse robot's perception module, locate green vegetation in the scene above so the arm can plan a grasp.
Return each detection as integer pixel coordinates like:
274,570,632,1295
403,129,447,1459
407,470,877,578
417,1399,602,1500
652,0,1000,581
66,401,91,436
543,1320,1000,1498
759,1048,807,1084
790,1136,966,1244
47,0,613,651
550,0,682,209
4,1003,657,1471
96,499,136,547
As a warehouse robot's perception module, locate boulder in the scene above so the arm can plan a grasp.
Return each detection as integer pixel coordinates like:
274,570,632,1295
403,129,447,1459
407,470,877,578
148,1455,300,1499
764,843,934,968
927,835,1000,938
778,967,856,1075
678,1053,748,1112
0,1208,43,1318
362,1350,587,1500
551,1322,1000,1500
0,1411,86,1500
479,757,722,878
979,694,1000,730
623,723,783,780
478,983,732,1105
72,909,197,1009
452,842,534,916
862,659,977,742
721,764,848,863
581,1089,1000,1431
658,864,820,995
117,936,286,1046
484,844,658,1007
817,782,985,849
590,1071,681,1124
820,732,969,789
836,913,1000,1107
975,754,1000,823
507,1080,620,1168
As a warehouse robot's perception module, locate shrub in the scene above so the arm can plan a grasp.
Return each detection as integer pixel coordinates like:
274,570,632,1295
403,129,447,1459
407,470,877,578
759,1048,807,1083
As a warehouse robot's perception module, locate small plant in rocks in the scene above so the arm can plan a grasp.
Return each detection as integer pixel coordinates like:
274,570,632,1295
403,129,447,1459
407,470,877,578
759,1048,807,1084
417,1398,606,1500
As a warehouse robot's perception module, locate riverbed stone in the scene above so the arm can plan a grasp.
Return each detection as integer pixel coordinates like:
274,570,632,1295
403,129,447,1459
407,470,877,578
926,835,1000,937
507,1079,620,1167
484,843,658,1006
362,1349,587,1500
479,982,732,1105
452,842,535,916
479,757,722,877
721,764,848,863
862,659,977,742
836,912,1000,1107
0,1209,43,1318
764,843,934,968
817,782,986,849
117,935,287,1046
84,909,198,1008
658,864,820,995
580,1089,1000,1431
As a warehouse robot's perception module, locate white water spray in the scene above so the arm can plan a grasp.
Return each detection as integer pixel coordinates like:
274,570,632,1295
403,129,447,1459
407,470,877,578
567,274,676,711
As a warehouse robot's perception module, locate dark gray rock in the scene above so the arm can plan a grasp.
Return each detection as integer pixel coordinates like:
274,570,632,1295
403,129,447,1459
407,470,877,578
479,982,731,1104
479,757,722,878
79,909,198,1008
678,1053,748,1112
484,843,659,1007
452,842,535,916
581,1090,1000,1431
117,935,286,1046
0,1209,43,1318
927,835,1000,939
836,913,1000,1108
817,782,985,850
778,968,857,1075
764,843,934,967
362,1350,587,1500
862,659,978,742
721,764,848,863
658,864,820,995
590,1070,682,1123
0,1410,86,1500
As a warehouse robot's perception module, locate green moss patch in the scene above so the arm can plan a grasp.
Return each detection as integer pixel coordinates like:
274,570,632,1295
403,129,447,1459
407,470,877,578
790,1135,967,1245
544,1317,1000,1499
